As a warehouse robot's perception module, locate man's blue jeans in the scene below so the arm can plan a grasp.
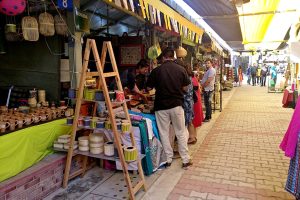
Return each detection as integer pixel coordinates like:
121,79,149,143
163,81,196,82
204,91,213,119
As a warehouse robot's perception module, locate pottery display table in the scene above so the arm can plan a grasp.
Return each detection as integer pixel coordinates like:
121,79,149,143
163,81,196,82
0,119,71,182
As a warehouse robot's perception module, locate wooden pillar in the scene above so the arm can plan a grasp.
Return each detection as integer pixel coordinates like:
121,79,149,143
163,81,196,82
150,28,157,46
67,0,82,88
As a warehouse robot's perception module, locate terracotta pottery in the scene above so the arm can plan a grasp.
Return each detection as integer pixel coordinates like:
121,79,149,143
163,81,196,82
0,121,10,133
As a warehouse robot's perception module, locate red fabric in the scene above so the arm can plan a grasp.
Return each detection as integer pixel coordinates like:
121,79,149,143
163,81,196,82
282,89,293,107
192,77,204,127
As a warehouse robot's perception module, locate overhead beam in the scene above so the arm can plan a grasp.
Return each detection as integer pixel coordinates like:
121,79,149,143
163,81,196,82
101,0,145,22
85,10,139,29
200,9,297,19
244,40,288,44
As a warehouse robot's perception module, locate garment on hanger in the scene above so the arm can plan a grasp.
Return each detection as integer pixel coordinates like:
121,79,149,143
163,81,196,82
286,133,300,198
280,97,300,158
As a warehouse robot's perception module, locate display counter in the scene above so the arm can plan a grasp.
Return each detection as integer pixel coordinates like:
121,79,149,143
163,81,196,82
0,119,71,182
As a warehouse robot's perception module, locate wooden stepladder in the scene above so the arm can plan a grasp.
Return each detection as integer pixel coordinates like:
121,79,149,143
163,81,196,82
62,39,146,199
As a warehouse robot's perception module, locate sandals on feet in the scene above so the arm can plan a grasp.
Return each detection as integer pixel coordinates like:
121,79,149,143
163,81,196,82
188,138,197,145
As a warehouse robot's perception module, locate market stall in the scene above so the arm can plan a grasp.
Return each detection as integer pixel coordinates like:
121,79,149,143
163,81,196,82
0,0,230,199
0,119,70,182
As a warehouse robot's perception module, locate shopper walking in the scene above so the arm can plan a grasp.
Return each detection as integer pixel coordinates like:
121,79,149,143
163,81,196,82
147,47,192,168
261,64,267,86
256,65,262,86
271,65,278,85
246,66,251,85
250,64,257,86
238,65,243,86
201,59,216,122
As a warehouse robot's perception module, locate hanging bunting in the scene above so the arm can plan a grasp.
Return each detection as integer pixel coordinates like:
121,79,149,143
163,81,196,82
179,23,183,36
115,0,122,7
171,18,179,33
188,29,192,40
143,0,203,37
195,34,199,44
184,26,188,38
163,14,168,29
167,16,172,30
144,1,150,20
192,31,195,42
139,0,146,18
128,0,134,12
104,0,205,42
157,9,161,27
170,18,175,32
198,33,203,44
149,5,155,24
121,0,128,10
153,6,157,24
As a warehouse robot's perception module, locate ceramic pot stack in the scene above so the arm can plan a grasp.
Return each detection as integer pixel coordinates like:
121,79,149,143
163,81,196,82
78,136,89,151
53,135,74,150
89,133,104,154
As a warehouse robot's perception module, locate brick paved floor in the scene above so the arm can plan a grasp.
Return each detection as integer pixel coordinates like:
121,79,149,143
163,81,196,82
168,86,294,200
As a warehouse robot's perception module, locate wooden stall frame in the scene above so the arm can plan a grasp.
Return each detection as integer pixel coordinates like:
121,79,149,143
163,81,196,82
61,39,146,200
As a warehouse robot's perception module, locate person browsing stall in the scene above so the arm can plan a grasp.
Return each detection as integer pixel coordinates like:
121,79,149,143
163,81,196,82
123,59,149,103
201,59,216,122
146,47,193,169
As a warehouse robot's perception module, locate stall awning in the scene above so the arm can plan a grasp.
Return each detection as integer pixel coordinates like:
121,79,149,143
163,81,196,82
181,0,299,51
237,0,300,50
183,0,244,51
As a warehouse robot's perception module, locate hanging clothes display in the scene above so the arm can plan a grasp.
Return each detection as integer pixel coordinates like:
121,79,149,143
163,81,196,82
280,97,300,158
285,133,300,198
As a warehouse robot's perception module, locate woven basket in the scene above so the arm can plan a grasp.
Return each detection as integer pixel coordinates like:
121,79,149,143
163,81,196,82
5,24,20,41
39,12,55,36
22,16,39,41
54,15,67,36
176,46,187,58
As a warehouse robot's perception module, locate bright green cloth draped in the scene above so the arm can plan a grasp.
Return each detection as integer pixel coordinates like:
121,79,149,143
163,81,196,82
0,119,71,182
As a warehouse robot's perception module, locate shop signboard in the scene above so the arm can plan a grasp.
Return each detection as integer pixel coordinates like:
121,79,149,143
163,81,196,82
57,0,73,11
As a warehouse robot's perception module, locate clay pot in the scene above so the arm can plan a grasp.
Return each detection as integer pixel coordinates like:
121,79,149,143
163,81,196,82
0,121,10,133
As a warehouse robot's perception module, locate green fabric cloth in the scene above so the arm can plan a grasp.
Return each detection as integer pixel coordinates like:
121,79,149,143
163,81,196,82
0,119,71,182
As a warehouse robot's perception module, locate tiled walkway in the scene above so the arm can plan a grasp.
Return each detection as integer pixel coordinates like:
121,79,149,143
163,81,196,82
168,86,294,200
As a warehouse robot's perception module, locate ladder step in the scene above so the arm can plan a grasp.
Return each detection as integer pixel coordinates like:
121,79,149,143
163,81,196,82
88,72,117,78
69,169,84,179
86,72,99,77
86,72,118,78
133,180,145,194
103,72,118,78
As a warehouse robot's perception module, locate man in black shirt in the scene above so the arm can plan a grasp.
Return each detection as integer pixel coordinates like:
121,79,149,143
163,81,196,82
147,47,192,168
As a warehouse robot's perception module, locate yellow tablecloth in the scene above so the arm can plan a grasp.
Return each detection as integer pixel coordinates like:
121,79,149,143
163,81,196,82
0,119,71,182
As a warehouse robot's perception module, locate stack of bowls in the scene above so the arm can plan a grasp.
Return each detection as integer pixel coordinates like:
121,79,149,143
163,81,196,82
78,136,89,151
89,133,104,154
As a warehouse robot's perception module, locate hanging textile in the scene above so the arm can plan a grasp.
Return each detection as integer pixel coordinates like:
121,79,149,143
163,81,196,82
280,97,300,158
128,110,160,139
285,133,300,198
135,120,154,175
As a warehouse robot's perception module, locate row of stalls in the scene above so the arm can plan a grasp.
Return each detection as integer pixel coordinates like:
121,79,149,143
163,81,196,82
0,0,230,199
